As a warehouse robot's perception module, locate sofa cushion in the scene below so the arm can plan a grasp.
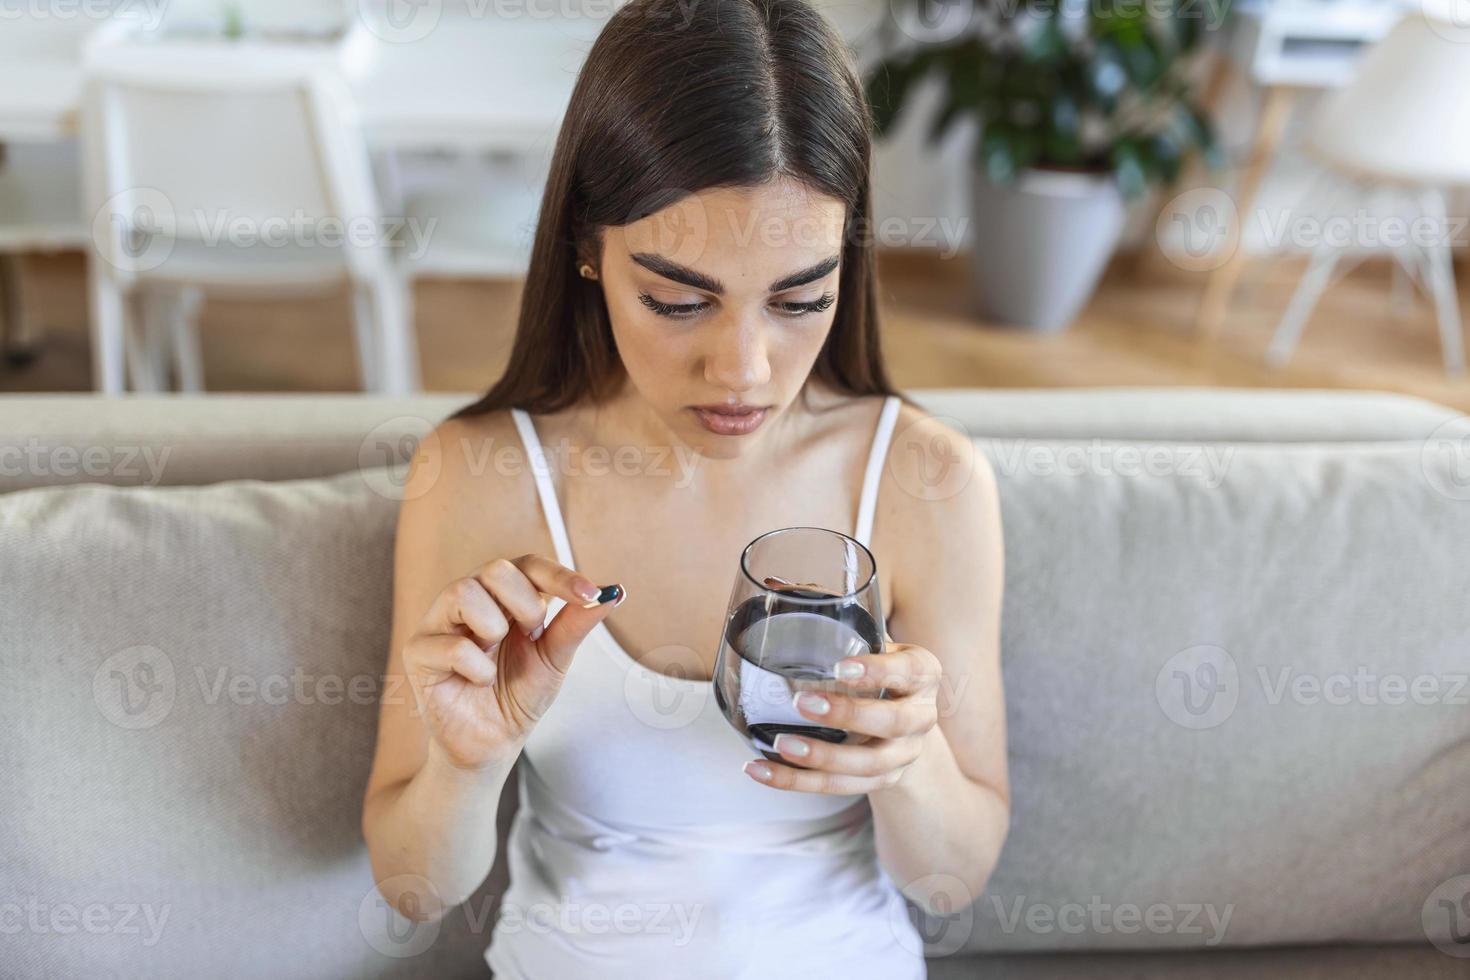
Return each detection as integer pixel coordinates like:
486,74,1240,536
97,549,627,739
0,471,507,978
945,440,1470,955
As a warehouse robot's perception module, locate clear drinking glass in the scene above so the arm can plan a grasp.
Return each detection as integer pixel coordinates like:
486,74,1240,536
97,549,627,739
713,526,888,767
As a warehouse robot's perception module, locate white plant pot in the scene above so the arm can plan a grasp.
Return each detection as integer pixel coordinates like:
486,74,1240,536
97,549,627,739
969,168,1127,332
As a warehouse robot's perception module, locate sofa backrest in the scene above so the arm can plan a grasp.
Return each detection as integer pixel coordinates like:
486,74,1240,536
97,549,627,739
0,387,1457,492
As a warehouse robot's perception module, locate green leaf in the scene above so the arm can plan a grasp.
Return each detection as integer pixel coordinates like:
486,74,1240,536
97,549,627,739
979,125,1019,185
1112,139,1147,199
1148,133,1182,183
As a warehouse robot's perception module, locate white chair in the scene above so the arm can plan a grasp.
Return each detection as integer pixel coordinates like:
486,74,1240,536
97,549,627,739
0,142,90,364
81,47,419,394
0,14,100,365
1266,9,1470,375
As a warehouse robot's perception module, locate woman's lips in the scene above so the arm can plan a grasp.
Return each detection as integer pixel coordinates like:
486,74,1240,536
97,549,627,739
690,405,768,436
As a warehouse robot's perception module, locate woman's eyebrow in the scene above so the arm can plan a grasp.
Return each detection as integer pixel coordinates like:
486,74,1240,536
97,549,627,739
629,252,840,295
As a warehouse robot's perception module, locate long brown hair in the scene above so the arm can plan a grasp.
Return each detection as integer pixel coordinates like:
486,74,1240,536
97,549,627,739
452,0,900,419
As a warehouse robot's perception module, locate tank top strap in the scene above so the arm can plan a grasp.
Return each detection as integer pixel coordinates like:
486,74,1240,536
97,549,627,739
509,408,578,569
854,395,902,550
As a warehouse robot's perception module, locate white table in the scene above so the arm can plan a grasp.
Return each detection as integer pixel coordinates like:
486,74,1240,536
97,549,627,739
1194,0,1404,336
0,11,605,364
346,15,605,154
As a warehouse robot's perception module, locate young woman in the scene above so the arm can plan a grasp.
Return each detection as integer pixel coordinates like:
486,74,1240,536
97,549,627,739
362,0,1009,975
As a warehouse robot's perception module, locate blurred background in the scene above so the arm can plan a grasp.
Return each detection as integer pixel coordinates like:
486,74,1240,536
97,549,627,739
2,0,1468,410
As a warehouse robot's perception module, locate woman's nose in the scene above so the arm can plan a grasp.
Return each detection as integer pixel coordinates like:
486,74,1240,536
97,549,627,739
703,316,771,393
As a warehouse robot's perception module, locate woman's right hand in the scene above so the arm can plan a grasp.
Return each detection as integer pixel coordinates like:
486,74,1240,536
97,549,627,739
402,555,623,772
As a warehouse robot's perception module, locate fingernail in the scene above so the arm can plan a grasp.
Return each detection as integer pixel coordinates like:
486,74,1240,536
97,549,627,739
743,761,772,781
581,584,624,608
795,692,830,715
835,659,865,681
774,734,809,758
573,578,601,602
528,623,545,642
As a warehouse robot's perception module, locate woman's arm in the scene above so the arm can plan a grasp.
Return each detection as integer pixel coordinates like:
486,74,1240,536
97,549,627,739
867,411,1009,908
742,407,1009,910
361,416,621,921
361,419,517,921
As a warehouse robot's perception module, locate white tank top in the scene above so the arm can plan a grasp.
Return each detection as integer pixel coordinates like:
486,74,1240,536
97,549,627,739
486,395,925,980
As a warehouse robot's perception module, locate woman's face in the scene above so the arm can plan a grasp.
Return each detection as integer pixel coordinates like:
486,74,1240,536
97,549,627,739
596,177,848,456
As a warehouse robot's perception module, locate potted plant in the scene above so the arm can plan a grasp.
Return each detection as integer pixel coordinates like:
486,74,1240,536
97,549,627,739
867,0,1227,331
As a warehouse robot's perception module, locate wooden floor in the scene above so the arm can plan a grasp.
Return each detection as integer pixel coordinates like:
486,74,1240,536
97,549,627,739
4,248,1469,412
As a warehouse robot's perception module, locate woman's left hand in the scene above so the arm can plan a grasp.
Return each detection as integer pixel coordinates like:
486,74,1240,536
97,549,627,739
742,640,943,794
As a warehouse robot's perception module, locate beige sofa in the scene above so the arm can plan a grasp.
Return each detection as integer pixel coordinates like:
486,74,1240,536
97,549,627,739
2,387,1468,978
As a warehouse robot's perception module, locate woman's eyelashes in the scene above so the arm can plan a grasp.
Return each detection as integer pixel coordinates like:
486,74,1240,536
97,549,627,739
637,293,708,318
636,291,835,320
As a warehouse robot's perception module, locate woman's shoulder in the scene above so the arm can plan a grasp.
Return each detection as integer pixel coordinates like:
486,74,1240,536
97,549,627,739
876,393,998,543
395,407,546,557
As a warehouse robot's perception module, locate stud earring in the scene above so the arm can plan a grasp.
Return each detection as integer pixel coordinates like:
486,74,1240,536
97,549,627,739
578,263,598,281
